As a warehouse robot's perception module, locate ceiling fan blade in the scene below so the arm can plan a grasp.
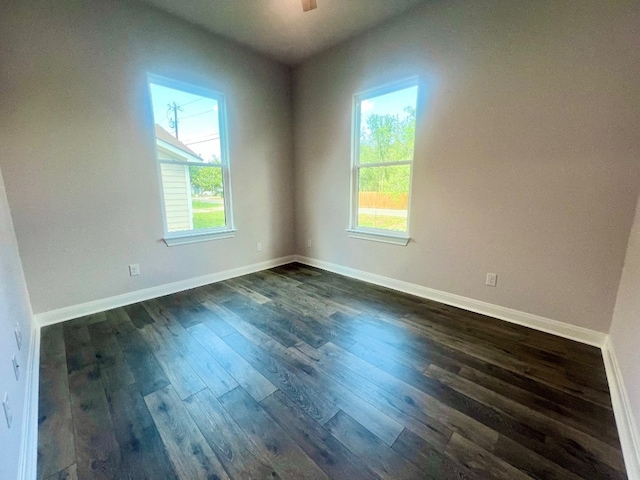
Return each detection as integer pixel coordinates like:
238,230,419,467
301,0,317,12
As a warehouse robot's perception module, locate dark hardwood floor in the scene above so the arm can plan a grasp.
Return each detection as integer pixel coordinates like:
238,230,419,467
37,262,627,479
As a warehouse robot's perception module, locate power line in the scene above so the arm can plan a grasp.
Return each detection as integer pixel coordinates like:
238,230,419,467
184,134,220,146
178,97,205,108
179,109,215,121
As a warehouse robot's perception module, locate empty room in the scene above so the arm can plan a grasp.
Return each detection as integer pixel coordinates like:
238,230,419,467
1,0,639,478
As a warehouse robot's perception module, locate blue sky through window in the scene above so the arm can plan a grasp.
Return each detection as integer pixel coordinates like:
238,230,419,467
149,83,221,162
360,85,418,122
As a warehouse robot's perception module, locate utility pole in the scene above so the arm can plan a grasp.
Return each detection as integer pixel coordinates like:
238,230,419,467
167,102,183,139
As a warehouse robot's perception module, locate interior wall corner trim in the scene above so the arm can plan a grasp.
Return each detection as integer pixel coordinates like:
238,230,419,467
294,255,607,348
602,337,640,480
18,325,40,480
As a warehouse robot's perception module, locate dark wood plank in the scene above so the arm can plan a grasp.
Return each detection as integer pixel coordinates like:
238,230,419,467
68,364,120,479
109,310,170,397
196,303,238,337
219,386,330,480
187,323,277,401
347,307,611,409
294,341,459,451
236,274,340,320
87,320,135,392
261,390,381,480
140,323,206,400
63,321,94,374
123,303,155,329
45,464,77,480
260,301,330,348
391,428,479,480
152,321,239,398
401,311,611,399
425,364,626,475
329,311,463,373
37,325,76,480
458,364,621,448
173,302,231,330
226,277,272,304
201,300,273,345
144,385,230,480
492,434,584,480
106,383,179,479
221,293,300,347
392,324,614,427
318,342,506,451
223,332,340,425
261,338,404,446
325,410,422,480
444,432,533,480
348,339,431,373
343,339,551,452
183,388,280,480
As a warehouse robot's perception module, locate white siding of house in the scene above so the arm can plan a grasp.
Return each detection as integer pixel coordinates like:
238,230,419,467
160,163,192,232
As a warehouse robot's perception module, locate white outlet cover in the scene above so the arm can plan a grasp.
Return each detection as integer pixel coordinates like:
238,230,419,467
3,394,12,429
486,273,498,287
256,243,262,252
14,324,22,351
129,264,140,276
12,355,19,381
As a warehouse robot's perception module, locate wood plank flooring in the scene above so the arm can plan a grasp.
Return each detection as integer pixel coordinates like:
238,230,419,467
37,262,627,479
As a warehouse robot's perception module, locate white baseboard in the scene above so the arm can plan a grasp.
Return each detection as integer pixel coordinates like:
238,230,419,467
294,255,607,348
602,337,640,480
35,255,296,327
18,325,40,480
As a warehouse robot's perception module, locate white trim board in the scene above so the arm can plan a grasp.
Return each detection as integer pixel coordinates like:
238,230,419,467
294,255,607,348
35,255,295,327
18,325,40,480
602,337,640,480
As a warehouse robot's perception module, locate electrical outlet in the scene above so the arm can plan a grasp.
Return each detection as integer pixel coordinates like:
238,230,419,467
129,264,140,276
12,355,19,381
256,243,262,252
3,394,12,429
486,273,498,287
307,239,312,248
14,323,22,351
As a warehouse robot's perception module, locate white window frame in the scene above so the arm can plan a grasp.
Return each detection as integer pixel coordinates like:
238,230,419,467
347,77,418,246
147,74,235,246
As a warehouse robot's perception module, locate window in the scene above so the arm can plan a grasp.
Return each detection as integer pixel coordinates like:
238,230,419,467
349,79,418,245
148,75,234,246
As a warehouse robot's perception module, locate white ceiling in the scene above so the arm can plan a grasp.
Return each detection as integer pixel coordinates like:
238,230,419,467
139,0,429,65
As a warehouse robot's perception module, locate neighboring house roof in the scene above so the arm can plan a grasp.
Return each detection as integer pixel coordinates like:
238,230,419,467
155,124,203,163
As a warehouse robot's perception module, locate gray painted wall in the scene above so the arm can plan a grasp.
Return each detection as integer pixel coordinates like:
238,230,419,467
292,0,640,332
0,166,35,480
0,0,295,315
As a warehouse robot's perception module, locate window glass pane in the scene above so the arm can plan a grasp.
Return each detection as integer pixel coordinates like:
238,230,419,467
159,164,225,233
358,85,418,164
357,164,410,232
149,79,232,236
189,165,226,230
160,163,193,233
149,83,222,163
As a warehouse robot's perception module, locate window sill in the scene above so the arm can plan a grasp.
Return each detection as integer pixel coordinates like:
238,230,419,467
164,229,237,246
346,229,410,246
